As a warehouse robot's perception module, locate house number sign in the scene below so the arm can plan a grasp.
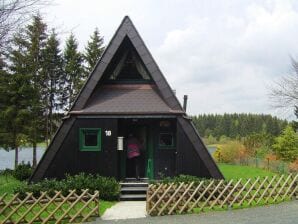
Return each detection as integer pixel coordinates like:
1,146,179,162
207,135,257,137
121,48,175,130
105,130,112,136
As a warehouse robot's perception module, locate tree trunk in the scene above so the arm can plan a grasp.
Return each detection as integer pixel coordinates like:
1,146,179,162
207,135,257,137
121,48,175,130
14,146,18,169
32,142,37,168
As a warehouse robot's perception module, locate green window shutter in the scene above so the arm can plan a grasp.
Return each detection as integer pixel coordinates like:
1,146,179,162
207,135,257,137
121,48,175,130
79,128,101,151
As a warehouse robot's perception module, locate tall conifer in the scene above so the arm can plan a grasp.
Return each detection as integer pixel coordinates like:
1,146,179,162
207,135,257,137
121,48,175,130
84,28,104,73
63,33,84,111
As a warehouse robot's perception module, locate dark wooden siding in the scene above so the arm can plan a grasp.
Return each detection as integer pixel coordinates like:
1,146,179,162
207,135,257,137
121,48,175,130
154,119,177,178
176,121,212,178
44,118,118,179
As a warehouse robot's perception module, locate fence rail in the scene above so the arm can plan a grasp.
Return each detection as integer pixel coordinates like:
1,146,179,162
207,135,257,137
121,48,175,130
146,174,298,216
0,189,99,224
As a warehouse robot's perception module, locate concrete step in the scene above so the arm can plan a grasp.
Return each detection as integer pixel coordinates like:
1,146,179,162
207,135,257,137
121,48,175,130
121,187,148,192
120,182,149,187
120,194,146,200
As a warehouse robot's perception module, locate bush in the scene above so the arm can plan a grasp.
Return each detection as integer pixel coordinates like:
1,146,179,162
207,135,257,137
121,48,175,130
14,173,120,201
213,141,247,163
13,162,33,181
150,174,225,185
289,159,298,173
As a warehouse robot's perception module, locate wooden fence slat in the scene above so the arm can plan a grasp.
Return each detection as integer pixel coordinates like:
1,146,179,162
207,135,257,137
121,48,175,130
0,189,99,224
273,174,292,202
169,182,194,215
158,182,185,216
149,183,174,214
281,174,298,200
2,193,33,223
209,179,233,209
146,175,297,216
256,176,277,204
219,178,242,208
15,192,48,224
188,180,214,212
247,176,268,206
237,177,260,206
264,175,284,203
229,178,251,207
179,181,205,214
199,180,224,212
69,191,99,222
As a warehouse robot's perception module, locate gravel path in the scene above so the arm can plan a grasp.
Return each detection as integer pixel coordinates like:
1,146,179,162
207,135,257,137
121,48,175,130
90,201,298,224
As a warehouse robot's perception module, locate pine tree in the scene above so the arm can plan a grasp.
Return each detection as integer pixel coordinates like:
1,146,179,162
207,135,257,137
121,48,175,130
84,28,104,73
24,15,48,167
0,37,34,168
41,30,63,143
63,33,84,111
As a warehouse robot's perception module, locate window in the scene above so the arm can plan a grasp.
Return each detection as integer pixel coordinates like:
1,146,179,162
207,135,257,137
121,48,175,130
79,128,101,151
159,133,175,148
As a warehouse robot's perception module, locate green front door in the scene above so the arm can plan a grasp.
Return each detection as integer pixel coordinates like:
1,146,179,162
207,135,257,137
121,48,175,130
146,126,154,179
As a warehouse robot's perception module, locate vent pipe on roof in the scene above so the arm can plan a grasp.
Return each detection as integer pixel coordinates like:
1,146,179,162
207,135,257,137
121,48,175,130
183,95,188,112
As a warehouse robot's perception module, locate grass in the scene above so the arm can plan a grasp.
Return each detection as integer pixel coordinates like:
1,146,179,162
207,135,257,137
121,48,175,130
0,174,26,195
218,163,277,180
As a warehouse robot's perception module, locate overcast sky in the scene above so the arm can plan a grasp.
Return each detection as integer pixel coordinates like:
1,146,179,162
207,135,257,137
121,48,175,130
42,0,298,120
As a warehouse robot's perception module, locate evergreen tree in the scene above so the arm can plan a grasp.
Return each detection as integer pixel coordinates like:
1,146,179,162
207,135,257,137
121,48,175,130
273,125,298,162
84,28,104,73
24,15,48,167
63,33,84,111
41,30,63,143
0,38,34,168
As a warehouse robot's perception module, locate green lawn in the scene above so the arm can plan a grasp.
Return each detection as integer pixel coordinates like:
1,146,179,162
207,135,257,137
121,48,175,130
0,174,26,195
218,163,277,180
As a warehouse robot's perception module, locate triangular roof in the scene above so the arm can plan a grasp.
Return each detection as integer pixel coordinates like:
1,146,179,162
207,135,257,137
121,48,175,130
71,16,183,113
30,16,223,181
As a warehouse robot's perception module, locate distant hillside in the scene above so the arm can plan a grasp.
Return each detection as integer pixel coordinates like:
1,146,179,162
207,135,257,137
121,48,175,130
192,113,288,139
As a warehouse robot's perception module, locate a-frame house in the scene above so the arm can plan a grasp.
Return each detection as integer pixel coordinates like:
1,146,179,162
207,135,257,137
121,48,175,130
30,16,223,182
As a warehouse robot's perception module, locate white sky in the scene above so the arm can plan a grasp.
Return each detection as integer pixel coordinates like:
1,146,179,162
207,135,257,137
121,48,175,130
42,0,298,120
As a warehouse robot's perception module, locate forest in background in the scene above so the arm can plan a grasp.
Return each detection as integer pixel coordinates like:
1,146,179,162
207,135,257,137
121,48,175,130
192,113,288,140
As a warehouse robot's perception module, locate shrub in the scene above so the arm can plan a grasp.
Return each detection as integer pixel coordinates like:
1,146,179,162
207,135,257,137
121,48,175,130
289,159,298,173
13,162,33,181
150,174,225,185
213,141,246,163
14,173,120,201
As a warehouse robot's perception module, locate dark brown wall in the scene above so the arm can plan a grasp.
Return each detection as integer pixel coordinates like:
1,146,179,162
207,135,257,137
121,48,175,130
176,121,212,178
44,118,118,179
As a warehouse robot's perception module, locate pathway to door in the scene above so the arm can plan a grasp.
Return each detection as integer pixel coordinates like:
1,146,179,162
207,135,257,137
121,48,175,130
89,201,298,224
101,201,146,220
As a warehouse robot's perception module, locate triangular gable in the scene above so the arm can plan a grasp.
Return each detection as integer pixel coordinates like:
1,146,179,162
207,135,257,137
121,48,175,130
71,16,183,112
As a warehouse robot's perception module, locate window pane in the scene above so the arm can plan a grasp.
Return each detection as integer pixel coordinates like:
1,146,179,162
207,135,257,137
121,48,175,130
84,130,98,146
159,133,173,146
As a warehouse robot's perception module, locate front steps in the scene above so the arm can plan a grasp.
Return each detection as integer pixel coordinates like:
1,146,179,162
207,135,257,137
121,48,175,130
120,178,148,201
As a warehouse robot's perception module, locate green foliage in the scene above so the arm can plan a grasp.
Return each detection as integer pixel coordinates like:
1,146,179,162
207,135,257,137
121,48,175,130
0,174,26,195
273,125,298,162
213,141,246,163
13,162,33,181
151,175,217,185
243,132,273,157
193,113,288,139
14,173,120,201
84,27,105,73
63,33,84,111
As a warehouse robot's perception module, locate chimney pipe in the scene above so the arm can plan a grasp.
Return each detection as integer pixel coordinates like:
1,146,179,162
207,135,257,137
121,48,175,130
183,95,188,112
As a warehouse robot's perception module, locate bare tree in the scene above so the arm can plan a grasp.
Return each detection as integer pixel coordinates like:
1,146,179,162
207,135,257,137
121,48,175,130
0,0,49,51
269,58,298,110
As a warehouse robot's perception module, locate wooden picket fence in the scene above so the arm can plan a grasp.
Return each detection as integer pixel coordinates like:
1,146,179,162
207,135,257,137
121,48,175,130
0,189,99,224
146,174,298,216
